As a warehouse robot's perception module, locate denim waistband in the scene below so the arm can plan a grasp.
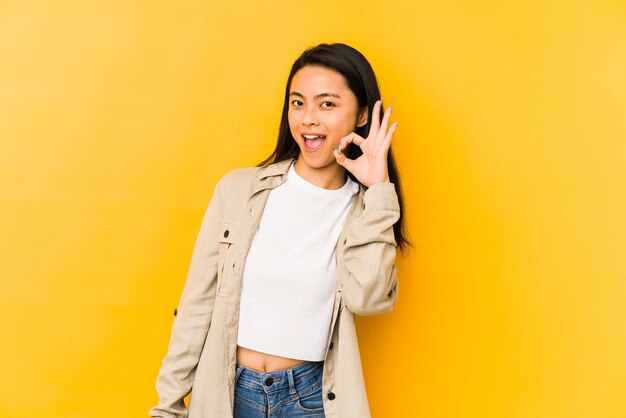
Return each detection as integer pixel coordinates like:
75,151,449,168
235,361,324,394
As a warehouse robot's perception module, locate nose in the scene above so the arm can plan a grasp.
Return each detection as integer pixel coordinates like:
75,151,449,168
302,106,319,126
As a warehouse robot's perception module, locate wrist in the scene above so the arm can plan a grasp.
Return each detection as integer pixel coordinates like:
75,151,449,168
366,177,390,188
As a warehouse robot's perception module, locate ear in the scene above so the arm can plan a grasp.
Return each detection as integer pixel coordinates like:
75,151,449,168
356,106,368,128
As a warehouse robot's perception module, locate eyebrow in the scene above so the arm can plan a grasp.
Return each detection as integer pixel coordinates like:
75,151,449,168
289,91,342,100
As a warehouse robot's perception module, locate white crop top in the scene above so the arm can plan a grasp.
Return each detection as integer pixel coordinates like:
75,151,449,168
236,160,359,361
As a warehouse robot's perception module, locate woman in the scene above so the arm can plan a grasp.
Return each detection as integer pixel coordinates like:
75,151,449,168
149,42,410,418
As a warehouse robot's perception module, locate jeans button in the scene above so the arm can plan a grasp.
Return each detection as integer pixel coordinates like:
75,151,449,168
264,377,273,386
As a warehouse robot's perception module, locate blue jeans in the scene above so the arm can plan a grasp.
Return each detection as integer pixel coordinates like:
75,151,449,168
233,360,326,417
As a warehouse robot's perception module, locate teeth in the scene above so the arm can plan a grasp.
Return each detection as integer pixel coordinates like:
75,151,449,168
303,134,325,139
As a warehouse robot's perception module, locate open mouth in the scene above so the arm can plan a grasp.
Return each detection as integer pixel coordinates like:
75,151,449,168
302,134,326,152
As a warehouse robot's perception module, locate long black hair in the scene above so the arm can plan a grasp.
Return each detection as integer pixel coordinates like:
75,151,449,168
257,42,412,254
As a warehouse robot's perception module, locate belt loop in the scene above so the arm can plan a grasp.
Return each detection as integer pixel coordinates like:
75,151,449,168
235,364,244,386
286,368,296,395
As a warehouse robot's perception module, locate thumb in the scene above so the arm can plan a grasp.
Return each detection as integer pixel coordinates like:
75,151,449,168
334,148,353,170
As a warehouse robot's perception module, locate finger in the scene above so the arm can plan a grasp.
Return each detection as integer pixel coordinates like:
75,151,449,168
334,148,355,171
381,121,398,149
377,105,393,145
337,132,366,154
369,99,382,139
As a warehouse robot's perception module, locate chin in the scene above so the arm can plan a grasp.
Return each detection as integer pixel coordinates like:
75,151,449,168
298,151,334,169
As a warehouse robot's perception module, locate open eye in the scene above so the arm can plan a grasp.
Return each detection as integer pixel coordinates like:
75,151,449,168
321,101,336,108
291,99,304,107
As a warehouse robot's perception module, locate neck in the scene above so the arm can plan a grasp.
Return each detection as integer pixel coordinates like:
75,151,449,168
293,157,347,190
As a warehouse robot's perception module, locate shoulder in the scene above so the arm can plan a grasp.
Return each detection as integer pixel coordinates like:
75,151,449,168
216,166,260,190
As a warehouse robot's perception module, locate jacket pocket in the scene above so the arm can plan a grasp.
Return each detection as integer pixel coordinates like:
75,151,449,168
217,220,239,296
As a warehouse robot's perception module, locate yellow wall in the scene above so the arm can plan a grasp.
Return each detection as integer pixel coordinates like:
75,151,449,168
1,1,625,417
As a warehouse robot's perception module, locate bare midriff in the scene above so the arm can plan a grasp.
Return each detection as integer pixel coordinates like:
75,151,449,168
236,345,308,372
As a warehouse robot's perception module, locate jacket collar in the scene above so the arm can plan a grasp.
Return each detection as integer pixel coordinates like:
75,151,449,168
258,157,296,180
249,157,295,196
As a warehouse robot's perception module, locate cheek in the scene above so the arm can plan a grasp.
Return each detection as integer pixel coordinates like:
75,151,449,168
287,112,298,134
329,112,358,135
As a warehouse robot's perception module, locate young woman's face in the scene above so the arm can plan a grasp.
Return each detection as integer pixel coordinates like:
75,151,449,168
288,65,367,172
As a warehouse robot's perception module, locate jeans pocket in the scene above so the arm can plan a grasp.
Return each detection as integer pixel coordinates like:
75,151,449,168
294,378,325,414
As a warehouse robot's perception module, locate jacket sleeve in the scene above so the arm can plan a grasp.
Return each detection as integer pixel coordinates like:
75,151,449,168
341,181,400,315
149,179,224,418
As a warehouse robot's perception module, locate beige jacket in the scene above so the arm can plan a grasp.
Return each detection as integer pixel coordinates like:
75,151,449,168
149,157,400,418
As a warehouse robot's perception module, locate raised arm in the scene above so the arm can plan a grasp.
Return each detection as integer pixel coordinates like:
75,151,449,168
333,99,401,315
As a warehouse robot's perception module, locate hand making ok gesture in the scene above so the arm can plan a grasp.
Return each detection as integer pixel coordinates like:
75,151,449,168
333,99,398,188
